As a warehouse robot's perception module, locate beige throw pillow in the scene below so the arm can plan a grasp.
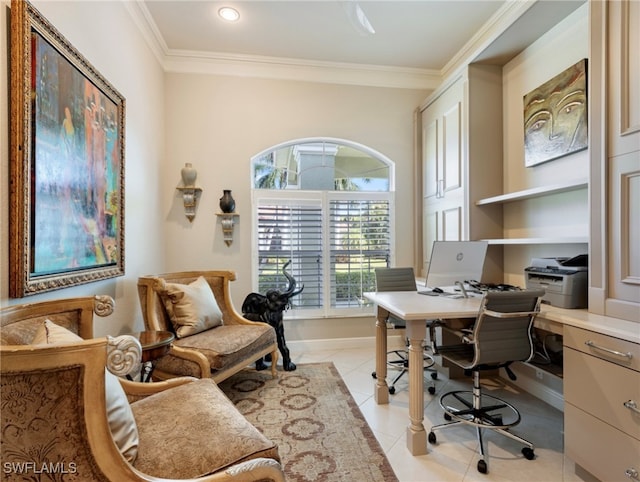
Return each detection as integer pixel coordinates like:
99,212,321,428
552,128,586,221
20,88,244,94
32,320,139,464
161,276,223,338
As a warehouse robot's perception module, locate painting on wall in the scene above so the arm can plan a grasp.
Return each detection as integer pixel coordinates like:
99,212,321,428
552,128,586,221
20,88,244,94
523,59,588,167
9,0,125,297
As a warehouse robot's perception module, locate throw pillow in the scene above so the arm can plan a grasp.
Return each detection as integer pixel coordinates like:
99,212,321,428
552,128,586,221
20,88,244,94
161,276,223,338
32,320,139,463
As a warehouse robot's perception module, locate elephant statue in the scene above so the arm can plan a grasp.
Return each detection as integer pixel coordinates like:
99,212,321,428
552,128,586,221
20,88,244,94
242,261,303,371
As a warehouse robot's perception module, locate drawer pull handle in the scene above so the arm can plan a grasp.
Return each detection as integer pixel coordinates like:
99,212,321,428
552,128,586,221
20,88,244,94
624,400,640,415
625,468,638,479
585,340,633,360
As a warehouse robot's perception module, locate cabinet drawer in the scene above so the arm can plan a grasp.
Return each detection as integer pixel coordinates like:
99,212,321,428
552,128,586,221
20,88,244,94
564,325,640,372
565,404,640,482
565,347,640,440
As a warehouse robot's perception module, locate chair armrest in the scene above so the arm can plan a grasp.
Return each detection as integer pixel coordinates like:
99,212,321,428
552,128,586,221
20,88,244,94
217,458,286,482
120,376,198,402
166,344,211,377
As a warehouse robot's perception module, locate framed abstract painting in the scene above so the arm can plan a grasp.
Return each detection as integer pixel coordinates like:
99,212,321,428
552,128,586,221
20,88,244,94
523,59,588,167
9,0,125,297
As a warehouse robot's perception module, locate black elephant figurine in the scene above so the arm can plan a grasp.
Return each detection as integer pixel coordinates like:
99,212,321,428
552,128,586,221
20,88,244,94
242,261,303,371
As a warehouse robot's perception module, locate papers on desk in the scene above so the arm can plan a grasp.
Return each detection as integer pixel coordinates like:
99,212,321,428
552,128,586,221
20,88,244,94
418,290,465,299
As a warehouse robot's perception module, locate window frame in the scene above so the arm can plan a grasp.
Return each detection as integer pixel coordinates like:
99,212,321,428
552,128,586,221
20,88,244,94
250,138,396,319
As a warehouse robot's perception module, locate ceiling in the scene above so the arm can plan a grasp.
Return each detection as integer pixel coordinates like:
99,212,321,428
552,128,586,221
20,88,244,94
136,0,586,88
141,0,505,71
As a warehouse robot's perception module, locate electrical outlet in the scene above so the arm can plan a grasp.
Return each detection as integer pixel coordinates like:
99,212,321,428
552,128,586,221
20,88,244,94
535,369,544,380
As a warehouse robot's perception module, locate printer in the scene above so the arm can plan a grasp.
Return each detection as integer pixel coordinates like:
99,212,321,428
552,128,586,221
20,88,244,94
525,254,588,309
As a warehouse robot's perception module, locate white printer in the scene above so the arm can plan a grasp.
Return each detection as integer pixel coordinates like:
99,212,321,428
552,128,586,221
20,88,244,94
525,255,588,308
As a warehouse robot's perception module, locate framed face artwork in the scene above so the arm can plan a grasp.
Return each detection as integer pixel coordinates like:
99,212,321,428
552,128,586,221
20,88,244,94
523,59,588,167
9,0,125,297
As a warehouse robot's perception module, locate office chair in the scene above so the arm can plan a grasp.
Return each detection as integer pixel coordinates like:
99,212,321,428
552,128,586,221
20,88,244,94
370,267,438,395
428,289,544,474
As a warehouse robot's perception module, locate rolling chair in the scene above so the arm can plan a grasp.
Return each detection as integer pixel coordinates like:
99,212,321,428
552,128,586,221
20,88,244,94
370,267,438,395
428,289,544,474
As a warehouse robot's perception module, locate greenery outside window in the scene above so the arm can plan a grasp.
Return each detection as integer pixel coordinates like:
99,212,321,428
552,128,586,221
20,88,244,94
251,139,394,318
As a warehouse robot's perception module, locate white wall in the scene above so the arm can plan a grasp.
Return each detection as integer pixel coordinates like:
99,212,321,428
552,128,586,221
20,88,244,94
162,73,428,340
501,4,589,287
0,0,166,336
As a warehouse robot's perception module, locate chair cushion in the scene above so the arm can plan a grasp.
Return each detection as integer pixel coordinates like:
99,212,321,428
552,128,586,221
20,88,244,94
131,378,279,479
161,276,223,338
172,323,276,370
32,320,139,463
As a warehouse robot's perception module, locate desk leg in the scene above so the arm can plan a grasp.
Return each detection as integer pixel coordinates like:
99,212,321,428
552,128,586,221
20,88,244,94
374,307,389,404
406,320,428,455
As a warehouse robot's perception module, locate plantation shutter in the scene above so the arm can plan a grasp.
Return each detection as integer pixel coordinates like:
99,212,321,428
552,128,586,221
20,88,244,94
329,199,391,308
256,202,323,309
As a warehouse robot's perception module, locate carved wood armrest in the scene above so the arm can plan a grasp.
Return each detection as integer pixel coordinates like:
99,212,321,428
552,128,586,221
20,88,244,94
120,376,198,401
106,335,142,377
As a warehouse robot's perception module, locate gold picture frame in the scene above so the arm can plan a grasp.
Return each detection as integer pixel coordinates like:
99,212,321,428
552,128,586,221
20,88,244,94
9,0,125,297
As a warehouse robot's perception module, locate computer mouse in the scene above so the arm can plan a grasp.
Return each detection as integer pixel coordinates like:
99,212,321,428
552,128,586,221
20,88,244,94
432,287,443,294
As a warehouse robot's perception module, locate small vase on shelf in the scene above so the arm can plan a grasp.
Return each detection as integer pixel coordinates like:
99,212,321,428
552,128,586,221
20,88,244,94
181,162,197,187
219,190,236,213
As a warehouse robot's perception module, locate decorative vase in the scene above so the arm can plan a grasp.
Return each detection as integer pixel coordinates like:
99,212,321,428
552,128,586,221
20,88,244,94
219,190,236,213
181,162,197,187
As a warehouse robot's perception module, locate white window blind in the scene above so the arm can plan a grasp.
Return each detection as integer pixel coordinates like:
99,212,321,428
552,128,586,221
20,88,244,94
256,202,323,309
329,199,390,308
255,194,391,317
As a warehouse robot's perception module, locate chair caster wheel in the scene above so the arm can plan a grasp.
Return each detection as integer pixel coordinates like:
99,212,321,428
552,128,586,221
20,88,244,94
477,459,487,474
522,447,535,460
371,372,377,379
431,372,438,380
444,413,452,421
428,386,436,395
389,386,396,395
428,432,437,444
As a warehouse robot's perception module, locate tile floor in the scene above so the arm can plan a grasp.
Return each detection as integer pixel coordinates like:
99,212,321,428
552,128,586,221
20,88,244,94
287,343,587,482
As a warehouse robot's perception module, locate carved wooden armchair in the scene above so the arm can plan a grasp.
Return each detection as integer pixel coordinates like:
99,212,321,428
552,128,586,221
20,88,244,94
1,296,285,481
137,270,278,383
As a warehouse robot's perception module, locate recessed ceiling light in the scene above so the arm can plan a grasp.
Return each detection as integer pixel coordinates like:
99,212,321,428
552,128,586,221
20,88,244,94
218,6,240,22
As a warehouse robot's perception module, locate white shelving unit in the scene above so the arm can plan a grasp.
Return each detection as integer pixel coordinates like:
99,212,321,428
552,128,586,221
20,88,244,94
476,179,589,246
484,237,589,245
475,179,588,206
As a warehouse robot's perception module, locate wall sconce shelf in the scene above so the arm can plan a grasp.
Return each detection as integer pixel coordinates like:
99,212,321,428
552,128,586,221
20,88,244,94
216,213,239,246
177,187,203,222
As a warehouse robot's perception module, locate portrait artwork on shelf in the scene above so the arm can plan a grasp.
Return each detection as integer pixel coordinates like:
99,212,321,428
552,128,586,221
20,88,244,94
523,59,588,167
9,0,125,297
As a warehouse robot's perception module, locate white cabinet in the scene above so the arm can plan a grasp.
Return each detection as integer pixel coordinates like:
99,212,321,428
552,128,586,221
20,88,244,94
420,65,503,281
589,0,640,322
421,75,465,268
564,325,640,481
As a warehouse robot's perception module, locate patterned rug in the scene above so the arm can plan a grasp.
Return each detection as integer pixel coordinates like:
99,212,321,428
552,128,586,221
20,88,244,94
218,362,398,482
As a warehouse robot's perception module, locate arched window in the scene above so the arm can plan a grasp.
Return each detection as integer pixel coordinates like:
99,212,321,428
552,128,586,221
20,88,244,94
251,138,394,318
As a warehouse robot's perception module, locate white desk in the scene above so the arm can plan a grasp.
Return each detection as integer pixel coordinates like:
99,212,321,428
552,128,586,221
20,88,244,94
363,291,481,455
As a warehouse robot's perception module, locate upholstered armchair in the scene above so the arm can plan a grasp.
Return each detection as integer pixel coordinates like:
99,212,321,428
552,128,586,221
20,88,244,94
137,270,278,383
1,296,285,481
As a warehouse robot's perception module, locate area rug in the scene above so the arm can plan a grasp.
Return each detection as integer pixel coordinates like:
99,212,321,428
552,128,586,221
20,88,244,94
218,362,398,482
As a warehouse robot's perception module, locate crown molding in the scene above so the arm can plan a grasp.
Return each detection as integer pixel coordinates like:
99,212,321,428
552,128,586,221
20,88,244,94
163,50,441,90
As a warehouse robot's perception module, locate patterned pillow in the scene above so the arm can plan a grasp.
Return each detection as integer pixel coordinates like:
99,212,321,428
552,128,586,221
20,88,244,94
161,276,223,338
32,320,139,463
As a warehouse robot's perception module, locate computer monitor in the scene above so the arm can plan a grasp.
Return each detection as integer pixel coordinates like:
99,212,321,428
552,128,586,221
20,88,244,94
425,241,488,289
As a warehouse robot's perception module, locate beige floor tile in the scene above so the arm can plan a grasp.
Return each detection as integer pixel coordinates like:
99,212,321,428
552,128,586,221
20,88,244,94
287,345,579,481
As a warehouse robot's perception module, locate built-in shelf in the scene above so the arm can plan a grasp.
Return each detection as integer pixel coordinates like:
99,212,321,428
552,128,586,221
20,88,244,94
484,237,589,245
476,179,588,206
